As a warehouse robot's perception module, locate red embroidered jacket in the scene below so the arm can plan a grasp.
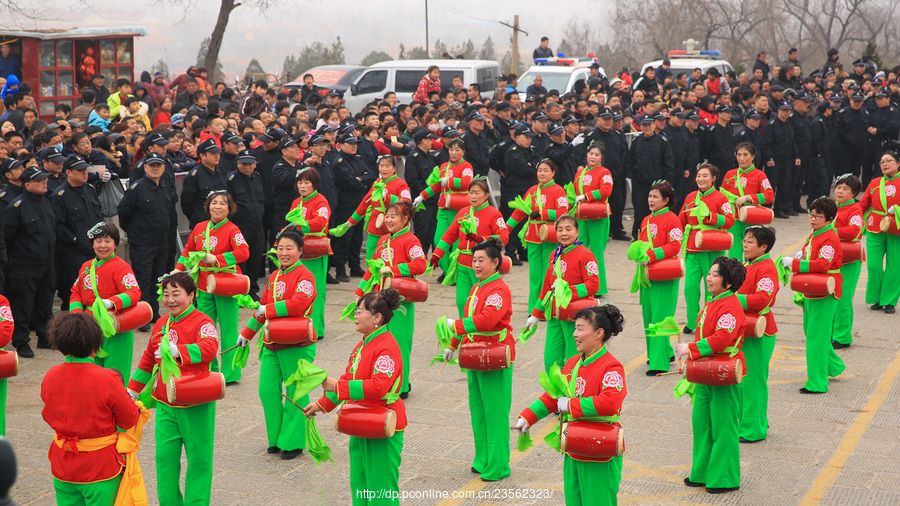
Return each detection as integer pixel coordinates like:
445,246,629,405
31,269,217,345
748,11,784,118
736,255,779,336
70,255,141,313
687,292,746,374
721,166,774,206
532,244,600,319
859,173,900,234
433,203,509,268
356,226,426,296
507,182,569,244
175,219,250,293
241,259,317,350
348,175,411,235
679,188,735,253
639,208,683,263
289,190,332,235
789,224,844,299
418,159,474,211
573,165,613,203
448,273,515,361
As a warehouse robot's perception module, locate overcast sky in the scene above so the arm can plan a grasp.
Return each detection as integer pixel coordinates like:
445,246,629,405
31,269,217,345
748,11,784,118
29,0,612,79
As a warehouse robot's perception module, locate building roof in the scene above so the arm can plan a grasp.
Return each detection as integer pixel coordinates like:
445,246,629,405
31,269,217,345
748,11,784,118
0,26,147,40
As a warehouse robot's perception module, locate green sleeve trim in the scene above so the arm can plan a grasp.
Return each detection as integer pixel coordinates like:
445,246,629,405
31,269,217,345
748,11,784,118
527,398,550,420
351,211,364,223
436,239,451,251
422,186,437,198
115,293,132,309
591,190,603,201
756,193,767,204
650,247,665,261
578,397,599,418
799,260,810,273
187,343,202,364
462,318,478,333
697,339,714,356
223,252,236,266
70,301,85,311
131,367,152,385
714,214,726,227
548,209,558,220
452,177,462,187
247,318,263,332
736,293,748,310
534,297,546,313
325,391,339,404
575,284,588,298
399,264,411,277
348,380,365,400
275,300,289,317
507,217,520,228
176,256,188,269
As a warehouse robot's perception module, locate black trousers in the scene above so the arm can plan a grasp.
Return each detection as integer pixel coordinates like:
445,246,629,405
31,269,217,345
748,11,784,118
766,162,791,214
413,202,438,255
262,203,277,273
166,214,178,273
863,146,887,187
837,147,866,180
233,219,266,298
332,206,364,271
631,180,651,239
806,156,830,206
791,157,808,210
130,241,169,321
609,177,627,235
8,261,55,348
56,247,91,311
499,188,526,260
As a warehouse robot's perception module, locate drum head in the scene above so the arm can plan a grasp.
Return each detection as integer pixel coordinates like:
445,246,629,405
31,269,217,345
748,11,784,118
375,213,385,229
734,359,743,384
384,409,397,438
753,316,766,338
616,427,625,456
559,421,569,452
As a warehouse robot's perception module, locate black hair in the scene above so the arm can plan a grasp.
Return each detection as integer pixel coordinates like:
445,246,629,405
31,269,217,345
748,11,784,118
555,214,578,230
160,271,196,296
744,226,776,253
357,288,402,325
712,256,746,291
574,304,625,343
469,179,489,194
697,162,720,179
123,96,140,107
537,158,557,173
88,221,121,246
447,138,465,151
276,224,305,249
734,142,756,157
649,181,675,207
48,312,104,358
472,236,503,263
808,197,838,222
296,166,321,189
204,190,236,217
835,174,862,196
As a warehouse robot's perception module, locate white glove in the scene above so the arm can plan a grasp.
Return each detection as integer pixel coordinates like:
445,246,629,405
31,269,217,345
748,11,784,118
550,279,557,290
794,251,804,259
102,299,114,310
574,194,586,204
100,170,112,183
443,347,455,362
413,196,424,208
446,318,455,328
441,177,449,186
782,257,794,269
557,396,570,414
237,336,250,348
168,269,180,277
525,315,540,330
127,389,139,401
639,260,649,266
735,195,752,206
155,342,179,359
571,133,585,146
516,417,530,434
204,253,217,265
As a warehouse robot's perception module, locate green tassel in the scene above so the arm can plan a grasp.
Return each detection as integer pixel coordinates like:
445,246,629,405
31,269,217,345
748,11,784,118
442,249,460,285
138,364,159,409
425,165,442,185
90,298,117,338
339,300,357,322
285,206,308,228
305,416,334,465
284,358,328,402
774,255,791,286
233,294,261,309
645,316,681,337
232,345,250,369
517,431,534,452
518,324,537,343
328,222,351,237
674,378,696,404
435,316,454,350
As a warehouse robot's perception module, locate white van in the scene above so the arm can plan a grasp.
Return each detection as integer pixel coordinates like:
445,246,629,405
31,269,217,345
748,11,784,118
344,59,500,113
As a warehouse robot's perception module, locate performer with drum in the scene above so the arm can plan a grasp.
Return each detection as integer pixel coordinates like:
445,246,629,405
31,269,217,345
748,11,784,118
355,201,426,399
430,179,509,316
69,222,143,383
781,198,846,393
674,256,746,494
127,272,220,505
721,143,774,259
304,289,407,505
517,304,627,505
174,191,249,385
523,215,600,372
287,167,331,340
0,294,11,435
736,226,779,442
680,164,735,334
505,159,569,312
237,225,318,460
832,175,864,348
42,312,143,505
858,151,900,314
412,138,473,280
633,182,683,375
441,237,515,482
572,142,614,298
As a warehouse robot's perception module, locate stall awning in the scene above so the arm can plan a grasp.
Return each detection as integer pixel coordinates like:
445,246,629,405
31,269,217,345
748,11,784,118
0,26,147,40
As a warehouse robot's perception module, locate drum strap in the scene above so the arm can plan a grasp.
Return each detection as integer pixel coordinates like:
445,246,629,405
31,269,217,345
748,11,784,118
682,189,719,251
87,259,117,340
464,274,506,342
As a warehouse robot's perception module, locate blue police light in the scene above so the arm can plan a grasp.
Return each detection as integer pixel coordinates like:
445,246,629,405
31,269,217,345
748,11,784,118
534,58,549,64
699,50,722,57
558,52,565,57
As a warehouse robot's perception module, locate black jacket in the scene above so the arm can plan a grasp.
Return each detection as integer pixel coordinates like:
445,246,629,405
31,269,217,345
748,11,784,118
227,169,265,226
117,177,174,246
332,152,376,210
0,184,22,213
581,128,627,178
180,163,228,228
3,190,53,264
663,124,689,179
272,159,301,225
701,122,735,176
868,104,900,147
405,147,438,203
546,140,578,187
51,182,103,256
809,114,830,159
460,129,490,177
502,144,538,194
762,117,798,163
789,110,811,158
836,106,869,150
626,133,675,184
251,145,284,208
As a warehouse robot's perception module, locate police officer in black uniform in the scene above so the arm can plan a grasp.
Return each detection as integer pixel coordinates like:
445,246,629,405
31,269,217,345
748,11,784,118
702,105,736,186
808,101,832,205
627,115,674,239
271,136,303,231
117,153,174,325
181,138,228,230
38,147,68,194
865,89,900,185
219,130,244,174
836,92,869,182
131,131,180,271
763,102,800,218
681,110,703,211
546,123,577,186
492,101,513,141
530,111,551,160
734,109,764,169
501,124,538,263
460,112,491,177
406,128,439,254
0,158,24,211
51,154,103,311
789,93,813,212
579,108,630,240
252,127,286,264
4,166,55,357
227,149,265,299
434,126,458,167
332,134,376,280
663,108,689,200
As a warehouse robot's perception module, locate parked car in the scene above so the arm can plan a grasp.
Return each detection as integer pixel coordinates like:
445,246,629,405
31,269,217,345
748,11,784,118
282,65,366,98
517,55,606,96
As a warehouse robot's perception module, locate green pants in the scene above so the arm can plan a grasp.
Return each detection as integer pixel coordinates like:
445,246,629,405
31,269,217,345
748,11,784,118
365,231,381,262
802,296,846,392
155,401,215,506
865,232,900,306
740,334,775,441
301,256,328,338
641,279,678,371
434,208,458,275
53,475,121,506
578,218,609,295
727,221,747,260
197,290,241,383
833,260,862,345
564,454,622,506
0,378,6,436
93,331,134,385
387,301,413,394
260,344,316,451
349,430,404,505
456,265,476,319
690,383,741,489
684,251,722,328
527,242,556,313
466,366,512,481
544,318,576,373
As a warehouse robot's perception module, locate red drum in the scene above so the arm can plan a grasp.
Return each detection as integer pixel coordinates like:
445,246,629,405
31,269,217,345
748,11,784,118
0,350,19,379
553,298,602,322
458,341,511,371
442,192,469,210
646,257,685,281
560,421,624,461
840,241,864,263
576,202,610,220
683,355,744,385
738,206,774,225
790,273,835,297
743,312,766,338
166,371,225,406
530,223,558,243
334,403,398,439
383,277,428,303
266,316,315,345
693,230,733,251
879,215,900,236
111,301,153,333
206,273,250,297
301,236,331,259
499,255,512,274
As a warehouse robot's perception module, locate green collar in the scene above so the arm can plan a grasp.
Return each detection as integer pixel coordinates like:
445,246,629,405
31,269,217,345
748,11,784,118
170,305,196,323
381,174,398,183
580,345,608,366
472,201,489,212
836,199,855,208
738,165,756,175
362,324,389,345
94,253,116,267
885,172,900,182
209,218,229,230
698,186,715,198
390,225,411,239
746,253,771,266
475,272,500,288
539,181,555,189
65,356,94,364
560,242,578,254
651,206,669,216
281,258,303,273
812,222,835,238
708,290,733,303
302,190,319,202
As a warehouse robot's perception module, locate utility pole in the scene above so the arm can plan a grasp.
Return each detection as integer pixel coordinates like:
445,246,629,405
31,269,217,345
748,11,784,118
425,0,429,58
500,15,528,74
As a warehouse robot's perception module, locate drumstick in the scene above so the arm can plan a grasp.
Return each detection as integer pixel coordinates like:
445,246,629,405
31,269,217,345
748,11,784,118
219,344,241,355
655,371,682,376
282,393,304,410
438,360,447,376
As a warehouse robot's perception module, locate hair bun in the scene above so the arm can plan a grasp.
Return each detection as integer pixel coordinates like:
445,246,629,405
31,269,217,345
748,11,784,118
380,288,402,311
600,304,625,336
485,236,503,251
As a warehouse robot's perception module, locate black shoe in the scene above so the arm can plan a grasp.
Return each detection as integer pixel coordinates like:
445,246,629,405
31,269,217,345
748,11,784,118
399,391,409,399
471,467,481,474
739,436,764,443
349,267,366,277
511,258,523,266
832,341,850,349
706,486,739,494
612,233,632,241
267,446,280,454
647,369,667,376
787,210,799,217
683,326,694,334
684,477,704,488
317,335,324,341
138,323,152,333
885,305,896,314
799,387,824,394
594,294,604,300
16,343,34,359
337,272,350,282
225,381,239,386
774,211,790,219
793,206,805,213
871,303,884,310
436,274,445,283
326,274,340,285
36,337,51,349
280,449,303,460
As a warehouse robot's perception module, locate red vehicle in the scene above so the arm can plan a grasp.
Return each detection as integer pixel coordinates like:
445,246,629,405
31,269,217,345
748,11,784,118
282,65,365,97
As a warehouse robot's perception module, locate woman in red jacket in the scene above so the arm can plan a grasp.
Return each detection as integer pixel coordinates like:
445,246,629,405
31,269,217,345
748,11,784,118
831,174,864,347
42,312,142,506
305,288,407,505
573,142,614,297
721,143,775,259
288,167,331,340
69,222,141,383
674,256,746,494
0,295,11,435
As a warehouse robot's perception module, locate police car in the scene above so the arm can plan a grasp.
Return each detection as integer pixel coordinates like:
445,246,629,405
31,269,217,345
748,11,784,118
516,54,606,96
641,48,734,81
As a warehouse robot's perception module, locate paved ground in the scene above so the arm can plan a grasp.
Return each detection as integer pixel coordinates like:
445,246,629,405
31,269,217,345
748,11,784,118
7,213,900,505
